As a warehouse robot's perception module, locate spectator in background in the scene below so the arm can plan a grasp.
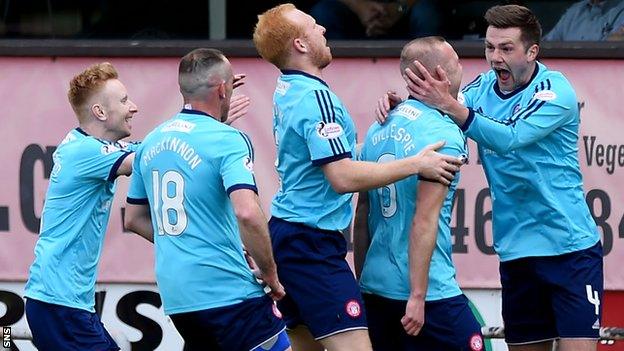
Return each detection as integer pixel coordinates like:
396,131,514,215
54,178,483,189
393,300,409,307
544,0,624,41
310,0,440,39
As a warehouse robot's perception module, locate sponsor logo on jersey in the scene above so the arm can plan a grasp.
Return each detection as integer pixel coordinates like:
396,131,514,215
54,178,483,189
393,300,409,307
345,300,361,318
469,334,484,351
394,104,422,121
61,132,77,145
276,80,290,96
161,120,196,133
533,90,557,101
101,144,121,155
316,121,344,139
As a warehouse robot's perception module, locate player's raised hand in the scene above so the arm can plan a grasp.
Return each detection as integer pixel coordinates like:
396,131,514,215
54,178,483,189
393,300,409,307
375,90,403,125
414,141,463,185
401,296,425,336
233,73,246,89
224,94,251,125
403,61,453,111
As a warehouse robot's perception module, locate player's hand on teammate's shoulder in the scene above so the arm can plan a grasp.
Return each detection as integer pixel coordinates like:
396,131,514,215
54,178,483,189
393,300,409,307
224,94,251,126
401,295,425,336
414,141,464,186
374,90,403,125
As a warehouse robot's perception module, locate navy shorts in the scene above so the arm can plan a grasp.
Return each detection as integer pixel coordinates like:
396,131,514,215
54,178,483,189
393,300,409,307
170,295,289,351
269,217,367,339
25,298,119,351
363,293,484,351
500,241,604,344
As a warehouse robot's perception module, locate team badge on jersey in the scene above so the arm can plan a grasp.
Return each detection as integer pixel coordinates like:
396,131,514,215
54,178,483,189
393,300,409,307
534,90,557,101
469,334,484,351
512,103,522,115
316,121,343,139
345,300,361,318
243,156,254,172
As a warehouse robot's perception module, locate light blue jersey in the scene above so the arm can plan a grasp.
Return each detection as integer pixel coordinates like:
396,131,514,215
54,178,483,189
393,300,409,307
460,61,599,261
25,128,135,312
359,98,466,302
127,109,265,315
271,70,357,231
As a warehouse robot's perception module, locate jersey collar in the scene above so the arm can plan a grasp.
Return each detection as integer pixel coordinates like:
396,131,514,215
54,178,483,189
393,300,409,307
180,108,212,118
407,96,445,115
280,69,329,88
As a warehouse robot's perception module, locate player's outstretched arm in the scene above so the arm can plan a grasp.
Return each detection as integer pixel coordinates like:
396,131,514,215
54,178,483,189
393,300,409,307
353,191,370,280
124,203,154,243
402,180,448,336
321,141,461,192
230,189,285,301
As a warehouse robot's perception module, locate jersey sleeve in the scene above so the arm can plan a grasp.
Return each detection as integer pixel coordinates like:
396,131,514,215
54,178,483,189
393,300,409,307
220,131,258,195
459,74,484,110
126,146,148,204
74,139,133,183
414,113,467,183
300,89,353,166
419,115,467,159
462,75,577,154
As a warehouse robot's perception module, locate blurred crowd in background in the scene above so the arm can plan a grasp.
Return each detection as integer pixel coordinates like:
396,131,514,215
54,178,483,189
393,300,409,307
1,0,623,41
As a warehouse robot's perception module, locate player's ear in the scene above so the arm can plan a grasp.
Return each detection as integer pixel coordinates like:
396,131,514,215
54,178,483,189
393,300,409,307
218,81,227,99
526,43,539,61
91,104,106,121
293,37,307,54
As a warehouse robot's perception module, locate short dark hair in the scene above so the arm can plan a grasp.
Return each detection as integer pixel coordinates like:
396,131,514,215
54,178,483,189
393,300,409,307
178,48,228,98
484,5,542,49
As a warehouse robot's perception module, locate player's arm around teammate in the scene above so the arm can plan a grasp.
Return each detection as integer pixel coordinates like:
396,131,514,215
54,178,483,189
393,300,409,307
402,60,577,154
322,139,460,189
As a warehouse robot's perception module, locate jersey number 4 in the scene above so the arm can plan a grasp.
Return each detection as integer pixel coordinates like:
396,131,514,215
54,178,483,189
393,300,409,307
152,170,188,236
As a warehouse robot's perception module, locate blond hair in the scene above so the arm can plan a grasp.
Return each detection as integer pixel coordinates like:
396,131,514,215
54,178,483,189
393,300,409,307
67,62,118,117
253,3,302,69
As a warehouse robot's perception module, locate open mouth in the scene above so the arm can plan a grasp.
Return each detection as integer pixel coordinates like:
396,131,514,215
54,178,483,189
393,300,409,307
494,68,511,83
